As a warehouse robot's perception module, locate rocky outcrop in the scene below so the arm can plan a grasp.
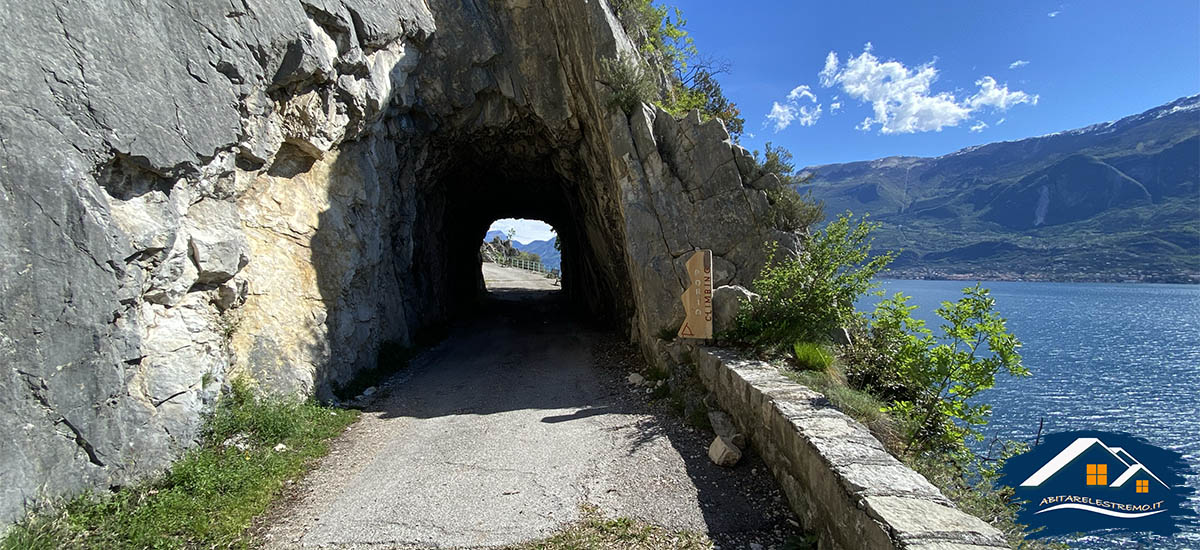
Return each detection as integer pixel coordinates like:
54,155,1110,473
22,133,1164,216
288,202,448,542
0,0,785,524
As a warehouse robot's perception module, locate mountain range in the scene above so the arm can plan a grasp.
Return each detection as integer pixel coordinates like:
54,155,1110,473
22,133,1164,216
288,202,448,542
484,230,562,270
801,94,1199,283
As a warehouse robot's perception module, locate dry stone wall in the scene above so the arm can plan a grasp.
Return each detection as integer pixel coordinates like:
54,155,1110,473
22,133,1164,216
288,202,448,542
689,347,1010,550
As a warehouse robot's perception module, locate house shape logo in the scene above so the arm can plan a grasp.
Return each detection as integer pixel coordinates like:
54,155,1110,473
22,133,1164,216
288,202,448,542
999,430,1198,537
1020,437,1169,517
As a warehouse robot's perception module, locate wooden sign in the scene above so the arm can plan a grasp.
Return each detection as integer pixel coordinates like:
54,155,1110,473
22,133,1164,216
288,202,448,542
677,249,713,339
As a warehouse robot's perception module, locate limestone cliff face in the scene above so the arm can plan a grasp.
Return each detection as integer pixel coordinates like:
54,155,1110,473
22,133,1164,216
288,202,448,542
0,0,788,523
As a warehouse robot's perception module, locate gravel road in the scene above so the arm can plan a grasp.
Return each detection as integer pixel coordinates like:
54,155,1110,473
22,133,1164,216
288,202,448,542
260,264,800,549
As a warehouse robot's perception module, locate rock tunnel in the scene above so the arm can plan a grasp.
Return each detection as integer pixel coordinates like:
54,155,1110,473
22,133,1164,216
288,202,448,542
414,132,633,327
0,0,788,525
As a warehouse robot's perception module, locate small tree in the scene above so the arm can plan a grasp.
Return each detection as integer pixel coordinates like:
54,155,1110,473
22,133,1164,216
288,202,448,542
766,186,824,233
873,285,1029,454
733,212,894,347
600,52,658,114
753,142,801,185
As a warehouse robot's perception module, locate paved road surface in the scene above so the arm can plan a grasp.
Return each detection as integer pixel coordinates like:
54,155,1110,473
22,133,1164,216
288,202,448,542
262,263,798,549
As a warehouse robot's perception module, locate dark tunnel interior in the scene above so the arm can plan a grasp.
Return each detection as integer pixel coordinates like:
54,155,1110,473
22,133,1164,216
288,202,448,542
409,135,632,334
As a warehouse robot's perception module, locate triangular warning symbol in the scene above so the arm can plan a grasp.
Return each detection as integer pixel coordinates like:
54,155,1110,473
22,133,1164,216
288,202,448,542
679,323,695,337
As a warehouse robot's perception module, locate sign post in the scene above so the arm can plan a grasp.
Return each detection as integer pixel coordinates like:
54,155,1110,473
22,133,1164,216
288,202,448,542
677,249,713,339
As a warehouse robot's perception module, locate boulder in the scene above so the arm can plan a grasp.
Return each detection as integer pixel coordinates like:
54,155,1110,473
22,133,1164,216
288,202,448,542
708,435,742,467
712,285,759,335
707,410,746,448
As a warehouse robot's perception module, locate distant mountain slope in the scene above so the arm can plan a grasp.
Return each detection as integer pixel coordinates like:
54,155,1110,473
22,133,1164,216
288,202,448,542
483,230,561,270
802,94,1200,282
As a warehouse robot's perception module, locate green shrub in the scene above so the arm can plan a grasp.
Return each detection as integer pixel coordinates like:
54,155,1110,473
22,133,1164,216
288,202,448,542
2,378,358,549
600,53,659,114
732,212,894,348
841,316,919,404
872,286,1029,454
791,341,833,371
753,142,802,185
609,0,745,139
766,186,825,233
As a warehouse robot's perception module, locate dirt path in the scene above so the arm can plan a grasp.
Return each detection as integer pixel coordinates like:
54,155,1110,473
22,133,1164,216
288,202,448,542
260,264,799,549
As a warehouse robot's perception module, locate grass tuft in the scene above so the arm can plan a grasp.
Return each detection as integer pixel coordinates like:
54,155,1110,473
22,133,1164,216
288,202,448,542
504,504,711,550
1,378,358,550
783,367,900,453
791,342,833,372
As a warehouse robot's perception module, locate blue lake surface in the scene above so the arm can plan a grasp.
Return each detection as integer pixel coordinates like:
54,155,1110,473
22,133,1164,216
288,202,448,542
861,280,1200,548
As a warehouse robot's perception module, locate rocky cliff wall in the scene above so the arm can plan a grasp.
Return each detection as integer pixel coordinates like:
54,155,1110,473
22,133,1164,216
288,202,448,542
0,0,785,524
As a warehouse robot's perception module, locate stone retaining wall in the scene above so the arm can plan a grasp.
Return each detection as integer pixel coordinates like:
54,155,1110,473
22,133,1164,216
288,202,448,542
690,347,1011,550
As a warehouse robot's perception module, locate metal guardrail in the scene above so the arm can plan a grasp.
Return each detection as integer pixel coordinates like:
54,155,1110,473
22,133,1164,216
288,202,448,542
482,248,561,283
493,256,558,277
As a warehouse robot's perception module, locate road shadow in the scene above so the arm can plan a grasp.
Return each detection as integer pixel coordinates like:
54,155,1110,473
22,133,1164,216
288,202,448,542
352,288,803,545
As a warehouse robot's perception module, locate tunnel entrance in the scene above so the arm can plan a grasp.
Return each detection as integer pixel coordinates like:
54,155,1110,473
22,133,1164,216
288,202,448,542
403,128,634,343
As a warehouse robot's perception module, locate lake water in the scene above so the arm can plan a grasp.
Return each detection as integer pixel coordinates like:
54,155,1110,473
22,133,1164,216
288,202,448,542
861,280,1200,549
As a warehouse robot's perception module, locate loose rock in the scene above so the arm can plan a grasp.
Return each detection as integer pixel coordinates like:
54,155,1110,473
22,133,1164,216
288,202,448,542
708,435,742,467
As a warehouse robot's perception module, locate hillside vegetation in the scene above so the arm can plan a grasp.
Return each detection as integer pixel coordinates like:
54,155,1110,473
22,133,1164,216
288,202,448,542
803,95,1200,283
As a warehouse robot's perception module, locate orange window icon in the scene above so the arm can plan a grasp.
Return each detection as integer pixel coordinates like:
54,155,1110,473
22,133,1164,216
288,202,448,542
1086,464,1108,485
1136,479,1149,493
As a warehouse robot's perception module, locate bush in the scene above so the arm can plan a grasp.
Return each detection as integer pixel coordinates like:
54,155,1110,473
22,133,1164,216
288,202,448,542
732,212,894,348
749,142,824,232
766,186,824,233
791,342,833,371
609,0,745,139
872,286,1029,454
600,53,658,114
517,251,542,264
842,315,919,404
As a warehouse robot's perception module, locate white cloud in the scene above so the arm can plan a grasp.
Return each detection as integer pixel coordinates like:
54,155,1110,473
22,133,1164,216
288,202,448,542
966,76,1038,110
766,102,797,132
817,45,1037,134
797,104,822,126
766,101,821,132
1048,10,1060,17
489,218,556,244
819,52,840,86
1009,60,1029,69
765,83,822,132
970,121,988,133
787,85,817,103
830,101,843,112
997,117,1006,125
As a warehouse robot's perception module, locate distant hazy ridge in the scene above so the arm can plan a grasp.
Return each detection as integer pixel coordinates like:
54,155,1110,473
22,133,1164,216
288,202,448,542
485,230,562,270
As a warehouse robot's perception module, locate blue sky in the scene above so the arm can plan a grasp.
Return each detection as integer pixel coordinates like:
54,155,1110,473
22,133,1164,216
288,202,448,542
674,0,1200,167
494,2,1199,243
488,219,557,244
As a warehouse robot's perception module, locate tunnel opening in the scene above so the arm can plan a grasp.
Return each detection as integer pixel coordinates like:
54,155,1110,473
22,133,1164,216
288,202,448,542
305,108,642,400
405,129,634,335
479,217,562,296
